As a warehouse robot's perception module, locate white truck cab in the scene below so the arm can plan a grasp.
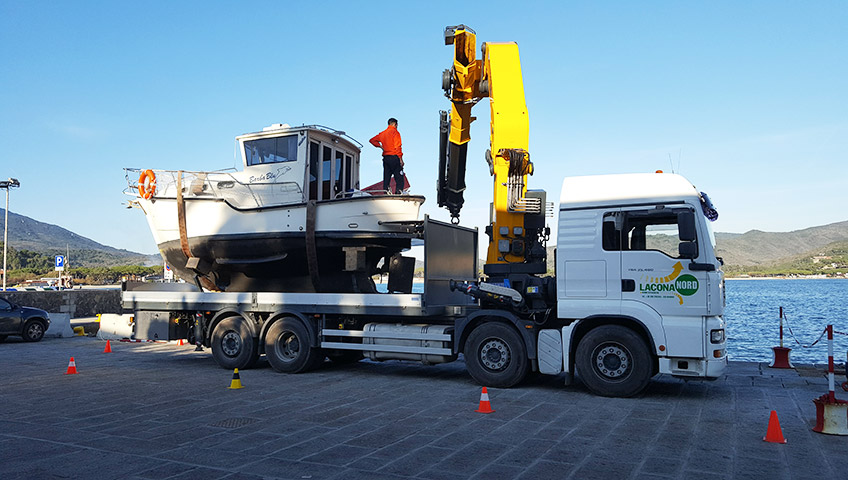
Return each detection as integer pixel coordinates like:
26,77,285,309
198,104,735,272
556,172,726,393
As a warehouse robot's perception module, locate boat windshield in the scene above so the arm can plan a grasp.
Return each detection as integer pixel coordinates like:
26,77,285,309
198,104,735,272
244,135,298,166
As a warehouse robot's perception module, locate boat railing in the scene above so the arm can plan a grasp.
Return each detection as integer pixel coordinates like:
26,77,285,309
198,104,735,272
124,168,304,209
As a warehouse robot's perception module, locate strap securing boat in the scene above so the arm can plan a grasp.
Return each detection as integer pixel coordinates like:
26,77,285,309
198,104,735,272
177,171,192,259
306,199,321,292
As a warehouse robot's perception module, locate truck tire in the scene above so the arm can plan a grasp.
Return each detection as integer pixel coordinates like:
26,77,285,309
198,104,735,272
464,322,529,388
265,318,324,373
576,325,652,397
22,319,46,342
211,316,259,370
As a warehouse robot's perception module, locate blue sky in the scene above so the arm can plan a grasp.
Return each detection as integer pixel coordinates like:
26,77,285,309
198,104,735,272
1,1,846,254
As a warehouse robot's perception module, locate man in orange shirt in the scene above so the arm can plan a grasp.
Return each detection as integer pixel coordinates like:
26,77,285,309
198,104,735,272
369,118,404,194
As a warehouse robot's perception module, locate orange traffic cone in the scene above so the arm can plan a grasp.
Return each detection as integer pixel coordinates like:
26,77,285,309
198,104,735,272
763,410,787,443
103,340,112,353
65,357,78,375
475,387,494,414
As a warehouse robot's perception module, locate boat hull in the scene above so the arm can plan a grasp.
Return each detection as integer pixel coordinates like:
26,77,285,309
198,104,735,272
141,194,424,292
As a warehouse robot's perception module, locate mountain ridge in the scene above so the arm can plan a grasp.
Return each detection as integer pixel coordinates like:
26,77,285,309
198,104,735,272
714,220,848,266
0,208,157,267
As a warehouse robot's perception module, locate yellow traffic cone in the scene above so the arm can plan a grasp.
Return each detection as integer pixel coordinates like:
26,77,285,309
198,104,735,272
228,368,244,389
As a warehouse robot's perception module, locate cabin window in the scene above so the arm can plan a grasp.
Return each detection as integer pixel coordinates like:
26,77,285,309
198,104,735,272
322,146,333,200
244,135,298,166
307,139,358,201
344,154,354,192
602,208,696,259
334,150,345,196
308,142,319,200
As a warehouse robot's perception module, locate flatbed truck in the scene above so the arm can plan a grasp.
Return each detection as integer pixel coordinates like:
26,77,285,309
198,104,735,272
123,173,727,398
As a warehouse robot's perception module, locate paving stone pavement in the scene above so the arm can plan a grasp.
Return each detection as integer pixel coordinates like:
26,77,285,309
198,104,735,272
1,335,846,479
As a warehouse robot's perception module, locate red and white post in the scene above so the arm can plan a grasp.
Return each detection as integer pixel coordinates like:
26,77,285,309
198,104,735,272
770,306,793,369
812,324,848,435
827,325,835,402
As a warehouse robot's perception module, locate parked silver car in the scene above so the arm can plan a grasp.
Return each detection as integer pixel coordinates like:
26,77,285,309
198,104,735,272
0,297,50,342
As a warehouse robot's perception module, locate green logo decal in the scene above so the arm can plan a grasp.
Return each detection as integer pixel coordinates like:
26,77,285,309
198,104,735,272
675,275,699,296
638,262,700,305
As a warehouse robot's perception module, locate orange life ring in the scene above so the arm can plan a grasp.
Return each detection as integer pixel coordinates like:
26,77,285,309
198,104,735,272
138,169,156,199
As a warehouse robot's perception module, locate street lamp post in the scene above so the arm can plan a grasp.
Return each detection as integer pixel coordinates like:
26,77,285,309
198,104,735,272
1,178,21,291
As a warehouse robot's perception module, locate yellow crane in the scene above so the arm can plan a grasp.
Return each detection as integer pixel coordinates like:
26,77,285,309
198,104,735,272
437,25,549,278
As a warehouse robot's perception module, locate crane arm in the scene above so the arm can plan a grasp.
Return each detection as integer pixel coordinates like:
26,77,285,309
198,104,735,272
438,25,547,271
437,25,481,221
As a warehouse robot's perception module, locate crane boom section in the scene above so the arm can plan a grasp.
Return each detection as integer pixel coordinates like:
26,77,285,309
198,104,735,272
483,42,532,264
448,29,481,147
485,43,529,162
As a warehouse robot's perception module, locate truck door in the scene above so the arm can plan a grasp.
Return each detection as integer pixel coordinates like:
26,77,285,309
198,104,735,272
618,206,708,357
557,209,621,318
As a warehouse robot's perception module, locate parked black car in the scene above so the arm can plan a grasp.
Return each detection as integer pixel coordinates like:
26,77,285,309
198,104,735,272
0,297,50,342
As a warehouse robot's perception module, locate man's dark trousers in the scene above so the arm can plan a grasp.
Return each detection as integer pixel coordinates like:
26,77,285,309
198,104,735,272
382,154,403,194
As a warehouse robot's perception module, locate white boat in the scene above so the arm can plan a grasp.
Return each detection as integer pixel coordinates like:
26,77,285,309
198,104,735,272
125,124,424,292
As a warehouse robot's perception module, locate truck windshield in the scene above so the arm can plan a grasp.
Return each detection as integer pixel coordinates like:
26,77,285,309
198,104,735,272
704,219,716,249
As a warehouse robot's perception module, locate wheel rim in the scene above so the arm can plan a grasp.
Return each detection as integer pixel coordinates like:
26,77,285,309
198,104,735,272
27,323,43,339
221,331,241,357
479,337,511,371
592,342,631,380
275,331,299,362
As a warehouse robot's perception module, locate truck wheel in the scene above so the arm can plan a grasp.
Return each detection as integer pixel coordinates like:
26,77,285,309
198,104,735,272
576,325,652,397
211,316,259,370
22,320,46,342
265,318,323,373
464,322,529,388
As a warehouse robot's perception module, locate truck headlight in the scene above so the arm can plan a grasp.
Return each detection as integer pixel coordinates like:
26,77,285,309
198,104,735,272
710,329,725,344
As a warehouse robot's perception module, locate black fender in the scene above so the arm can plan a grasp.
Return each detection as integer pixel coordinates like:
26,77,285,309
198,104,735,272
455,309,537,360
206,307,258,345
259,310,320,352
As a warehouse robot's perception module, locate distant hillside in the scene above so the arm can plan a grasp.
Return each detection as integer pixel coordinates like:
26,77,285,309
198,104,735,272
715,221,848,266
722,240,848,276
0,208,158,267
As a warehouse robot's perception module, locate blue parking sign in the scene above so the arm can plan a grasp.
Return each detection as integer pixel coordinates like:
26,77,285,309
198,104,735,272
55,255,65,268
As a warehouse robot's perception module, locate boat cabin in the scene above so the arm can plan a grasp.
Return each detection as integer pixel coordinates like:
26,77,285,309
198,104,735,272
234,124,362,205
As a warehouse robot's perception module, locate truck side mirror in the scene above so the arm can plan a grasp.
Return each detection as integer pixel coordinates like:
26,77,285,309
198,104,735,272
679,241,697,259
678,211,696,242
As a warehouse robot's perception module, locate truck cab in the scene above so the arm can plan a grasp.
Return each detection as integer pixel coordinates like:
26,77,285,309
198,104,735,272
557,172,726,387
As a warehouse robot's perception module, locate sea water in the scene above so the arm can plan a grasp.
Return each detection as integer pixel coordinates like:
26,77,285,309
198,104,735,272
726,278,848,364
385,278,848,365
